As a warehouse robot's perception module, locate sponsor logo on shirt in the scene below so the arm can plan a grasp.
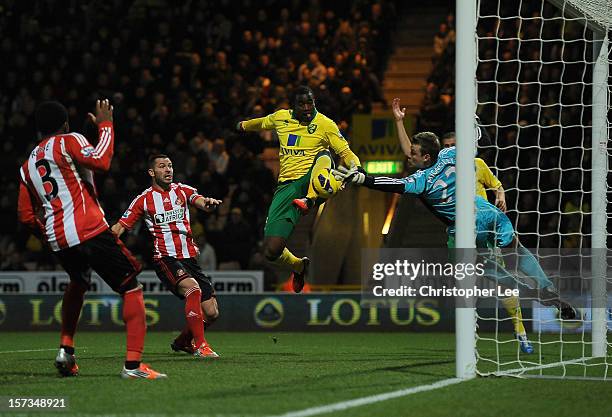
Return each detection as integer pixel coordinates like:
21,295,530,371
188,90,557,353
282,134,305,155
154,208,185,224
280,147,305,156
287,134,301,146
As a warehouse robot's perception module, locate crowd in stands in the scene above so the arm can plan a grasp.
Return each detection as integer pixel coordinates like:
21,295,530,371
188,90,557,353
419,1,593,248
0,0,397,278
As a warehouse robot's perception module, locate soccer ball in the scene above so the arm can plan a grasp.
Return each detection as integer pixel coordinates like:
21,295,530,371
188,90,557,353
312,168,339,199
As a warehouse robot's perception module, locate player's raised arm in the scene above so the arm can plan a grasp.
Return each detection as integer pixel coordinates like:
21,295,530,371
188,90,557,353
178,183,222,212
237,111,277,132
193,196,222,212
64,99,115,172
392,98,412,157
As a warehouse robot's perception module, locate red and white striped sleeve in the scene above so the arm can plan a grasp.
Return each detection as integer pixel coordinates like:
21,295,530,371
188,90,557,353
63,121,114,172
17,166,44,233
119,192,146,230
179,183,203,205
17,179,37,230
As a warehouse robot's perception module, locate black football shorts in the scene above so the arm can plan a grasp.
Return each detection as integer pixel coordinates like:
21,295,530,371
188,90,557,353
54,230,142,293
153,256,215,301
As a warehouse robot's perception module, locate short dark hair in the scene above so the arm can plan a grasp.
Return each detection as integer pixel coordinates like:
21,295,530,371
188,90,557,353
148,154,170,168
292,85,314,104
35,101,68,136
441,131,455,143
413,132,441,163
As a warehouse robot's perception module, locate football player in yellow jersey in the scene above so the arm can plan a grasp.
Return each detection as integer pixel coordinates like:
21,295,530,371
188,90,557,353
237,86,361,293
393,98,533,354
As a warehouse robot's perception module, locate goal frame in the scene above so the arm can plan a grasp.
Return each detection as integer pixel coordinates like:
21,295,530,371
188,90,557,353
455,0,610,379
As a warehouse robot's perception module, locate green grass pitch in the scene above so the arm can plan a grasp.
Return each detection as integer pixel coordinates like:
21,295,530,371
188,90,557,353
0,332,611,417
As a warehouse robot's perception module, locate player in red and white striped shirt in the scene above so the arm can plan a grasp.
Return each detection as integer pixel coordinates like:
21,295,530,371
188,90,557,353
18,100,165,379
112,154,222,358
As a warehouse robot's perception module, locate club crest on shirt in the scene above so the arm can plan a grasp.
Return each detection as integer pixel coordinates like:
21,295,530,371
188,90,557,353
154,208,185,224
175,197,184,206
81,146,95,157
308,123,317,134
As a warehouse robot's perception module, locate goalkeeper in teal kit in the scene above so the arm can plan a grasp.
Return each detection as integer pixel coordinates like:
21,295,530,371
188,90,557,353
334,131,578,320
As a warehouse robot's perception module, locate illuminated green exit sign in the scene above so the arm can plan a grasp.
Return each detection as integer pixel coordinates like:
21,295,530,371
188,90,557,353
363,160,403,174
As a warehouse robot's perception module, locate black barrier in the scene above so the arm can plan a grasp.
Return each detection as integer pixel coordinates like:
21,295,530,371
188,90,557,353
0,294,458,332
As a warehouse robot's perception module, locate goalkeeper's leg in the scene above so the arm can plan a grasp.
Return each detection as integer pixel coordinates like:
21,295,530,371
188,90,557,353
474,207,533,352
500,237,578,320
489,241,529,339
453,230,530,338
293,150,341,215
480,201,578,320
479,249,537,353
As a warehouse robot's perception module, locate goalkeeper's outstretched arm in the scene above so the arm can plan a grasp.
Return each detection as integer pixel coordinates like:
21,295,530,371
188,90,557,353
333,166,425,195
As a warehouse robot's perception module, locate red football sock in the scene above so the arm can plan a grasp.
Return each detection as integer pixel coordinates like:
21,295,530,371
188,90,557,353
184,287,205,347
122,287,146,362
60,281,87,348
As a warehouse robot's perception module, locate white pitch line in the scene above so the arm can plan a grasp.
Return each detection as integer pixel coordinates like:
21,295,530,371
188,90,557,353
0,347,88,354
272,378,464,417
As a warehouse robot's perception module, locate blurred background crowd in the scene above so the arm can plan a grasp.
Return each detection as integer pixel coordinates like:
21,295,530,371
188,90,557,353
0,0,397,274
0,0,598,277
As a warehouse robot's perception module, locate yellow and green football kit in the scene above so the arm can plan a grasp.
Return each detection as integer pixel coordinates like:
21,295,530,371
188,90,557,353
242,109,360,239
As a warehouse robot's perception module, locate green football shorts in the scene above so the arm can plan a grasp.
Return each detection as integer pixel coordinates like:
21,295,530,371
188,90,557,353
264,168,312,239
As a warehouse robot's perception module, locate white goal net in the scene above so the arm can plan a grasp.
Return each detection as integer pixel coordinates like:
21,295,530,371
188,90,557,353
473,0,611,379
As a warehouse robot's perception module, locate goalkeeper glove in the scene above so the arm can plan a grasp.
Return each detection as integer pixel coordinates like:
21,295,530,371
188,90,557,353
331,166,366,185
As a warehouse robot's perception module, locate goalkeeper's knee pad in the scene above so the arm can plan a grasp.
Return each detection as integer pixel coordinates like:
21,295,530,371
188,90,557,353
312,167,341,199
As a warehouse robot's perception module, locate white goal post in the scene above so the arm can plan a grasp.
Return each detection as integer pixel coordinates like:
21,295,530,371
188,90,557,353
455,0,610,379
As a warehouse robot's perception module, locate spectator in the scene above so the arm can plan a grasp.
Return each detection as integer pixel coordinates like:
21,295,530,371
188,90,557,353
197,235,218,271
221,208,253,270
